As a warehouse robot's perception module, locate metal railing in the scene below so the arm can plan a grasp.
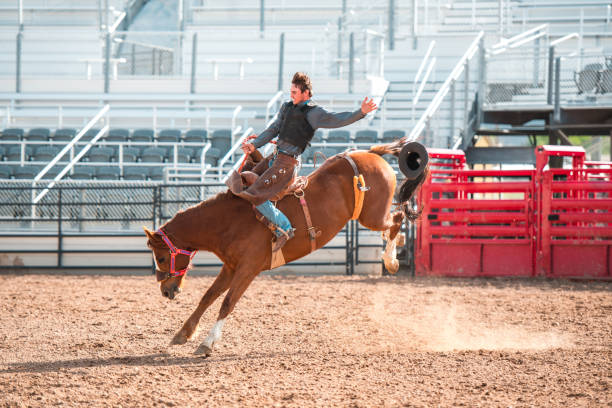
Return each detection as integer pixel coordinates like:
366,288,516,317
0,182,384,275
408,31,483,149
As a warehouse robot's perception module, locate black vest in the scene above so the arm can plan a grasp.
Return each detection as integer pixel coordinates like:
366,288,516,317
278,101,317,152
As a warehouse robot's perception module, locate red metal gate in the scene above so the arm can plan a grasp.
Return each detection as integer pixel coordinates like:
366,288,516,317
415,145,612,279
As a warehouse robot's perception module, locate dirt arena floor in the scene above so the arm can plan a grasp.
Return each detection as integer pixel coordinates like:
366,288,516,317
0,273,610,407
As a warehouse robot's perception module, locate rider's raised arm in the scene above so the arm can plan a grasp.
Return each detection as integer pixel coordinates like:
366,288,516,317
252,103,288,149
307,105,366,130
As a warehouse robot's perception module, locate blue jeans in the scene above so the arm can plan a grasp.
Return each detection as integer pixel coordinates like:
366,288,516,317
256,200,292,237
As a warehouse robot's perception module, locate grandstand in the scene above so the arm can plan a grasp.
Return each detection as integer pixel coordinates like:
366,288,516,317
0,0,611,271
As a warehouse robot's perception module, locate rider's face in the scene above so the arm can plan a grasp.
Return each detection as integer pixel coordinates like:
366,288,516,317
290,84,310,105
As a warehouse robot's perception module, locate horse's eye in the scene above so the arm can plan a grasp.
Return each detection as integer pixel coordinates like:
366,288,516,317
157,257,165,264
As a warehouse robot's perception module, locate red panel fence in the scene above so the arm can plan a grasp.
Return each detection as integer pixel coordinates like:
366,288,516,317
415,145,612,279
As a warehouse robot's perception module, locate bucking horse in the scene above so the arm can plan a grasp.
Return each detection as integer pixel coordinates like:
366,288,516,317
144,138,429,356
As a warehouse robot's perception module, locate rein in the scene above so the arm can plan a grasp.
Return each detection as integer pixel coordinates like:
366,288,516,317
156,228,197,279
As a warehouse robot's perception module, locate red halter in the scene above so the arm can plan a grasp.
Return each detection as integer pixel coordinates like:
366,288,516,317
156,228,197,279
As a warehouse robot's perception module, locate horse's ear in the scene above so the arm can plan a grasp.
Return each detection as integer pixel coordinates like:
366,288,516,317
143,226,155,240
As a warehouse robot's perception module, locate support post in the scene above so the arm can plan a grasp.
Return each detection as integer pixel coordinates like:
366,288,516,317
476,37,486,130
259,0,265,38
553,57,561,123
533,36,540,87
16,31,22,93
190,32,197,94
388,0,395,50
104,32,111,93
463,60,470,131
337,17,342,79
348,32,354,93
412,0,418,50
449,80,456,148
278,33,285,91
57,188,63,267
547,46,554,104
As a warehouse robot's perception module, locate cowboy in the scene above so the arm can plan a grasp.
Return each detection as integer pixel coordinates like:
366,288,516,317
239,72,377,251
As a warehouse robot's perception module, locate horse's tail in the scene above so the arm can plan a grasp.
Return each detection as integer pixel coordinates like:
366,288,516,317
369,139,429,221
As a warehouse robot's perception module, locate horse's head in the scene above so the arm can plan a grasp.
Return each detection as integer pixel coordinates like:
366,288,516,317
144,226,196,300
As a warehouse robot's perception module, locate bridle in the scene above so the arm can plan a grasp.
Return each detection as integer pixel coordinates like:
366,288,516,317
155,228,197,280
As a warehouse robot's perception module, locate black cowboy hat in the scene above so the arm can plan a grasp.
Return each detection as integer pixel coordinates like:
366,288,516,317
398,141,429,180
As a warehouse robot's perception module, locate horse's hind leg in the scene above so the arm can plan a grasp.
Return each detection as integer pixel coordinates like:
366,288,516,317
379,211,405,275
195,268,259,356
170,264,233,346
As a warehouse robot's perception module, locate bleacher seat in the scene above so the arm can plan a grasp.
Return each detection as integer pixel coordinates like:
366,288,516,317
354,130,378,144
173,147,192,163
210,129,232,155
204,147,222,166
70,166,95,180
6,145,33,162
149,166,164,180
327,130,351,144
131,129,154,143
0,165,12,179
96,166,121,180
0,145,6,160
312,130,324,143
25,128,51,141
141,146,167,163
83,128,104,141
33,146,62,162
88,146,115,162
123,166,149,181
14,165,41,180
382,130,405,143
575,63,602,94
383,154,398,166
157,129,181,143
184,129,208,143
121,146,140,162
53,128,77,142
106,128,130,142
1,128,24,141
302,146,314,164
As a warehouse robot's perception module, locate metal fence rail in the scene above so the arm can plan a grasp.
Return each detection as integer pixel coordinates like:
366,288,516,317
0,182,385,275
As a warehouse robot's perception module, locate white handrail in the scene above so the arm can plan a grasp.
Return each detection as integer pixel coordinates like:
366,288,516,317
491,23,548,50
550,32,579,47
265,91,284,124
32,126,109,204
33,104,110,184
218,127,254,181
231,105,242,133
109,10,126,33
408,32,484,142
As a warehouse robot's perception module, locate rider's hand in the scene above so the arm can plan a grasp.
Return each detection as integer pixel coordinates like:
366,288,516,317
360,97,378,115
241,142,256,155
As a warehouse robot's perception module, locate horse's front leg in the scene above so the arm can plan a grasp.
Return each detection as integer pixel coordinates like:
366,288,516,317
381,211,404,275
194,267,259,356
170,264,233,345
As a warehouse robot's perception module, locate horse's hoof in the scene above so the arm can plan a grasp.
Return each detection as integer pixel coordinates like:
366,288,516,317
170,331,189,346
387,259,400,275
397,233,406,247
194,343,213,357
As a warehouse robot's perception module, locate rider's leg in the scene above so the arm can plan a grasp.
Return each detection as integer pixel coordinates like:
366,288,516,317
255,200,293,238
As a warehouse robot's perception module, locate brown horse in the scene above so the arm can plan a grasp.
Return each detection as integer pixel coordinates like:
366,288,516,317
144,139,429,356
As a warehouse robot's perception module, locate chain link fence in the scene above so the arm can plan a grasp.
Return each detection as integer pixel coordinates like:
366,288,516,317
559,54,612,100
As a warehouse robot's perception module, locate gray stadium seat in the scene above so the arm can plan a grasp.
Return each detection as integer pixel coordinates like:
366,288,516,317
168,146,192,163
88,146,115,162
53,128,77,142
354,129,378,144
106,128,130,142
149,166,164,180
25,128,51,141
0,165,12,179
157,129,181,143
382,130,405,143
141,146,167,163
121,146,140,162
302,146,315,164
131,128,154,143
204,147,222,166
1,128,24,141
211,129,232,155
184,129,208,143
327,130,351,144
70,166,95,180
575,63,602,94
312,130,324,143
96,166,121,180
6,145,33,162
83,128,104,141
33,145,63,162
123,166,149,181
599,69,612,93
14,165,41,180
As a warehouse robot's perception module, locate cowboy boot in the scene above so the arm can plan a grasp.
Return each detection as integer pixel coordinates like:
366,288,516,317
272,227,295,252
